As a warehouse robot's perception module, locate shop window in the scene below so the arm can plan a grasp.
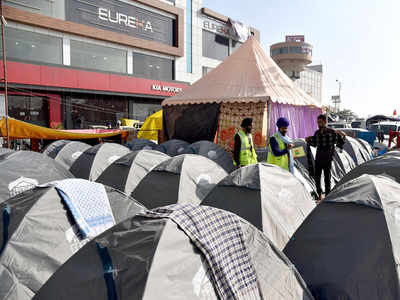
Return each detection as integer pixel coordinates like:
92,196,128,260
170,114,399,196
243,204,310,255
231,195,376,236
133,53,174,81
129,101,162,122
1,27,62,65
202,30,229,61
4,0,65,19
8,95,49,127
70,40,127,74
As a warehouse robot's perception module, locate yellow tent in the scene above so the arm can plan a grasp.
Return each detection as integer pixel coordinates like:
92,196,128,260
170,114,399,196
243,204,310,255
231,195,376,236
137,110,162,141
0,118,128,140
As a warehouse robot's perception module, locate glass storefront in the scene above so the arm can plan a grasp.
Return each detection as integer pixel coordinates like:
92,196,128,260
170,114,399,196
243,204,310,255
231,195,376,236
202,30,229,61
129,100,162,122
1,27,63,65
8,94,49,127
133,53,174,81
65,94,129,129
4,0,65,19
70,40,127,74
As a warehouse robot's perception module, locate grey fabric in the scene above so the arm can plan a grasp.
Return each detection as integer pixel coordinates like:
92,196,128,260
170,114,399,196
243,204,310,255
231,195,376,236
159,139,189,156
183,141,235,173
0,151,73,203
53,141,91,170
343,136,370,166
132,154,227,208
70,143,131,181
0,184,144,300
43,140,70,159
96,150,170,195
336,154,400,188
284,175,400,300
33,212,314,300
127,139,162,152
202,163,315,250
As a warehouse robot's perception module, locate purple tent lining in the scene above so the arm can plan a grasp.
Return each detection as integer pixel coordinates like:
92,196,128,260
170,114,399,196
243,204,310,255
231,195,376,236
268,102,322,139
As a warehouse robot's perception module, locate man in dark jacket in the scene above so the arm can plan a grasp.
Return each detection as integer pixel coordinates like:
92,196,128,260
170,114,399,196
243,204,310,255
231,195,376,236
306,114,345,201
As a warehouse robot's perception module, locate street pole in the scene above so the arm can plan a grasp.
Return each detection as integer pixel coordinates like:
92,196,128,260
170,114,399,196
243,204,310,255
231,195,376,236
336,79,342,113
0,0,9,148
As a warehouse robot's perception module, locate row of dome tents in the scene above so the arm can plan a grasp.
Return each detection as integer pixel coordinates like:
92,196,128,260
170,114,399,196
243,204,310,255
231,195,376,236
1,146,400,299
0,156,317,299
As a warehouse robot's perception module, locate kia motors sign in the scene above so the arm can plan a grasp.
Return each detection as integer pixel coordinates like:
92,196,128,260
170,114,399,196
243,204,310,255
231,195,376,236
151,84,182,93
285,35,305,42
66,0,175,46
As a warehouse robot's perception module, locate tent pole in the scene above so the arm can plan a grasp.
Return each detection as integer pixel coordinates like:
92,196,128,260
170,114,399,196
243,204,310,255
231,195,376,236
0,0,9,149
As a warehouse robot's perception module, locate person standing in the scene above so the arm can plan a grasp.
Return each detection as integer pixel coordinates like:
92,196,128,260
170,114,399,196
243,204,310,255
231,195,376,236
233,118,258,168
267,117,294,173
306,114,345,201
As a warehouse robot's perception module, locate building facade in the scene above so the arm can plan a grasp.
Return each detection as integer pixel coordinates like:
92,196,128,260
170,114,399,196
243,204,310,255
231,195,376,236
0,0,259,129
270,36,322,105
294,65,323,104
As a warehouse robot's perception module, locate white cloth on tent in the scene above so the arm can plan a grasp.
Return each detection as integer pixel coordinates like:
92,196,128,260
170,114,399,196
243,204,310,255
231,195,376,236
229,18,250,42
54,179,116,239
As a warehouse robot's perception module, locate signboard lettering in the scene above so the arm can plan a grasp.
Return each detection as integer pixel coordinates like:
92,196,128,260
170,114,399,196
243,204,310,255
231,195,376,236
202,19,231,37
66,0,175,46
152,84,182,93
286,35,305,42
98,8,153,32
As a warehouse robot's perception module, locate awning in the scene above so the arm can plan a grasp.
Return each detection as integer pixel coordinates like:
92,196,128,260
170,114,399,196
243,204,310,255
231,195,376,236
0,118,128,140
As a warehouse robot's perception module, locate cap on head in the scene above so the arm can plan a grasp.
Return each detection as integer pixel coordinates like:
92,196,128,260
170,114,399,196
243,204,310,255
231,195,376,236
241,118,253,128
277,117,290,128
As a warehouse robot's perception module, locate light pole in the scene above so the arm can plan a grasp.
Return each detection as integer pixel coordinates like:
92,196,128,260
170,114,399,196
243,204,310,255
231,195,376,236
336,79,342,113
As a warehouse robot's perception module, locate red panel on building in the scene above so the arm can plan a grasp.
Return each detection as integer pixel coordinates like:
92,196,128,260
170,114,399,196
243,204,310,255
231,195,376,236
0,61,187,97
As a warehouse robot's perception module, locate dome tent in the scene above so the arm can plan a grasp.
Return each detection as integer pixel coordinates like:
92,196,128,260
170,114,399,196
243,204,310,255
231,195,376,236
330,148,356,184
0,151,73,203
284,175,400,300
96,150,170,195
183,140,235,173
126,139,162,152
131,154,228,208
33,206,314,300
43,140,91,170
0,180,144,300
343,136,371,165
159,139,189,156
201,163,315,250
335,153,400,188
69,143,131,181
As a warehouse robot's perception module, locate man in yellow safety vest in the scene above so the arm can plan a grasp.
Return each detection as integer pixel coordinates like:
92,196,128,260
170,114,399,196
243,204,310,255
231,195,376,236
233,118,258,168
267,117,294,173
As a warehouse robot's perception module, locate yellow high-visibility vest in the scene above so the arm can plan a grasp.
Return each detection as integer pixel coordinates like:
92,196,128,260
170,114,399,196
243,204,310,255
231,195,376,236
236,130,258,166
267,133,289,171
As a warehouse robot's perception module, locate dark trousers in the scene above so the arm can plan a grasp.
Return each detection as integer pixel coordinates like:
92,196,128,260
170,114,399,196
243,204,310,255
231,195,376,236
315,160,332,196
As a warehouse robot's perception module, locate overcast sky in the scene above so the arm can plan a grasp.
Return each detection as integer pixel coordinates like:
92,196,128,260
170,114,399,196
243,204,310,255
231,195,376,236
203,0,400,117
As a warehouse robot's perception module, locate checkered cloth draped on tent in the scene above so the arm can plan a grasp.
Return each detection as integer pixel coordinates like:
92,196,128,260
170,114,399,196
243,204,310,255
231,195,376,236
142,203,261,300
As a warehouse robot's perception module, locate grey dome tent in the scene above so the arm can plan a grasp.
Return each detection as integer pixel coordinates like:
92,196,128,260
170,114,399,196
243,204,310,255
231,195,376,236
330,148,356,183
131,154,227,208
0,180,144,300
293,161,318,198
0,151,73,203
43,140,91,170
33,206,314,300
343,136,371,165
201,163,315,250
335,153,400,188
96,150,170,195
284,175,400,300
159,139,189,156
70,143,131,181
293,139,315,174
183,140,235,173
126,139,162,152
